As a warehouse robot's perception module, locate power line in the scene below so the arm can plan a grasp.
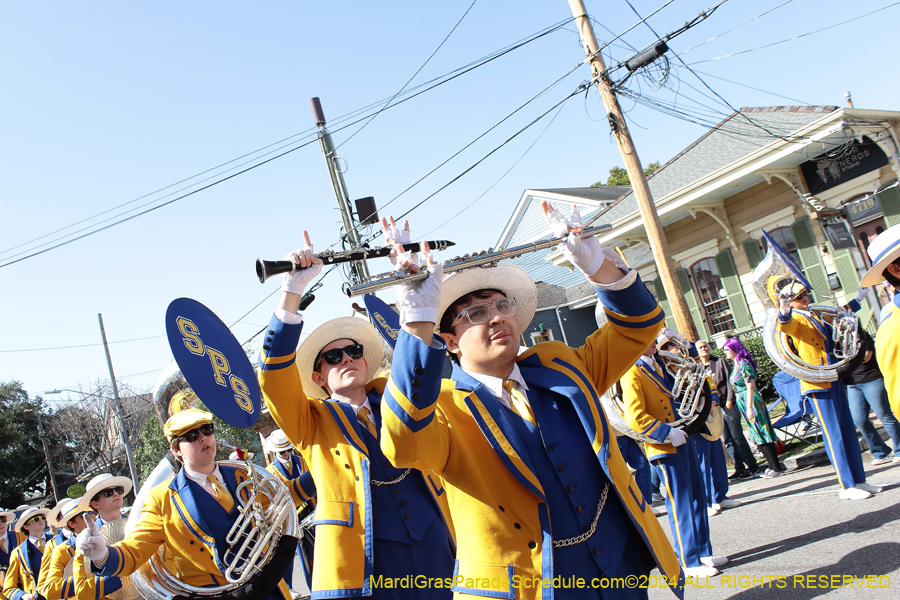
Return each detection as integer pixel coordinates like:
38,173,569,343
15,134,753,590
681,0,798,54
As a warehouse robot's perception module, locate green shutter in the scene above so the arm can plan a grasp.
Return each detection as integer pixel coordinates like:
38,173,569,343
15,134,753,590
830,247,876,331
715,247,754,330
878,179,900,227
791,216,830,303
653,276,678,330
742,238,765,270
675,268,709,339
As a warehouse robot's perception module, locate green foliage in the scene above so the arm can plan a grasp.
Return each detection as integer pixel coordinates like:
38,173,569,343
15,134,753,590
133,403,265,484
0,381,52,506
711,336,779,401
591,161,660,187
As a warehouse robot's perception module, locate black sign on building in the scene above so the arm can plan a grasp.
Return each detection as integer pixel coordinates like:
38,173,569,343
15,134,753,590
800,136,889,195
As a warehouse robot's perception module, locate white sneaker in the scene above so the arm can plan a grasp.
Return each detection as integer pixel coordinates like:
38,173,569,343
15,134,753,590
701,555,729,567
684,565,719,578
715,498,742,509
839,487,872,500
893,455,900,464
707,506,720,517
856,482,883,493
871,456,891,465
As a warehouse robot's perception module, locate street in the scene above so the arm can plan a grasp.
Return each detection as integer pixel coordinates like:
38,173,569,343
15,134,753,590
649,461,900,599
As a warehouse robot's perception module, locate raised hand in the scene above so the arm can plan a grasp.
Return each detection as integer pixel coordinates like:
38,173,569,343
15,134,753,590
75,513,109,564
282,230,323,295
541,201,604,277
395,240,443,327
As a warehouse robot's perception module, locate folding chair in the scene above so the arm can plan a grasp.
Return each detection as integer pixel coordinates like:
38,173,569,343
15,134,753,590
768,370,821,447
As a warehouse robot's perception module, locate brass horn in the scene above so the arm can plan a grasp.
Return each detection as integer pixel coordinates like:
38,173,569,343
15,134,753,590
751,231,861,383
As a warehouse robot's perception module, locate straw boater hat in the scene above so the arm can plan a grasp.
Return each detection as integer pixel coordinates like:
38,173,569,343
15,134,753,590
0,509,16,528
265,429,293,454
75,473,134,513
436,263,537,334
861,224,900,287
47,498,75,529
56,499,89,530
15,507,49,533
296,317,383,399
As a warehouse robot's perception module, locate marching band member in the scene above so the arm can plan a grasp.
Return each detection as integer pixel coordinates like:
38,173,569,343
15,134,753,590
379,206,684,599
2,508,52,600
72,474,133,600
38,501,90,600
1,509,23,594
621,334,725,579
771,275,880,500
257,231,455,600
75,408,291,600
37,499,75,596
860,224,900,420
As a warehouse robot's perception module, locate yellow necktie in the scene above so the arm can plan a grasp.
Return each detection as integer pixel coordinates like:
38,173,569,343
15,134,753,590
653,360,664,377
207,475,235,513
36,538,45,551
357,406,378,437
503,380,536,426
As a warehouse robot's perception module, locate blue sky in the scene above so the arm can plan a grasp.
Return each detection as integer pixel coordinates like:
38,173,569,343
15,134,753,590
3,0,899,406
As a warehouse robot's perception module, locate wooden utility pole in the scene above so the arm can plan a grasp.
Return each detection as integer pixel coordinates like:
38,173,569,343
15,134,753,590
567,0,699,341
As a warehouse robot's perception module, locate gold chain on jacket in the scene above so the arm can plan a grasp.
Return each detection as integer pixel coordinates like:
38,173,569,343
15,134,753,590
370,468,412,486
553,483,610,548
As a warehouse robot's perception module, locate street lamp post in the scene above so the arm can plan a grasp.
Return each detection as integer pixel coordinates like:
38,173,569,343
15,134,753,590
23,408,59,502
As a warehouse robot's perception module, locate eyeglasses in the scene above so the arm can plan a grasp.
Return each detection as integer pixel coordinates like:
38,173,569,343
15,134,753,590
0,516,7,524
178,423,215,444
26,516,46,525
99,486,126,498
314,343,364,370
451,297,517,328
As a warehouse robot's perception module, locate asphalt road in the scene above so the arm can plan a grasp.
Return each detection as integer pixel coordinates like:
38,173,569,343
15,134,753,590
649,461,900,599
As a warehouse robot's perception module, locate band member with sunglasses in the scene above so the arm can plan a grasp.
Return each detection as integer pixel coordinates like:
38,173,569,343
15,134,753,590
38,500,90,600
379,206,683,599
3,508,52,600
770,275,878,500
1,509,25,594
257,230,454,600
75,408,291,600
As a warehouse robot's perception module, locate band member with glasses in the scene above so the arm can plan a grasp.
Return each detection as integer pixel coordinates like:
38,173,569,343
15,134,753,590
3,508,52,600
1,509,24,593
771,275,878,500
257,228,454,600
378,206,683,598
73,473,133,600
621,334,726,579
76,408,291,600
38,500,90,600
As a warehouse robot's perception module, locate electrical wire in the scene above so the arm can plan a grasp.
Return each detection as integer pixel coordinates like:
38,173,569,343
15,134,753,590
681,0,798,54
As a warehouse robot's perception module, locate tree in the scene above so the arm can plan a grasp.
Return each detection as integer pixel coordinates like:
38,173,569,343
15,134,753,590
592,161,661,187
0,381,55,507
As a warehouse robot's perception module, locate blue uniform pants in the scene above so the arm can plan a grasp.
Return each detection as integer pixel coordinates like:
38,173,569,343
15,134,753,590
691,436,729,506
617,436,651,504
653,446,713,568
806,385,867,488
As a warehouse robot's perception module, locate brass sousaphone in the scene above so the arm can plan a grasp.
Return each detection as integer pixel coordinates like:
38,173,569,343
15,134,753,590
128,298,298,600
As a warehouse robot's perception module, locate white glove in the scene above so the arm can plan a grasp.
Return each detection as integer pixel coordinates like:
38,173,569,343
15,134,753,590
382,216,413,268
75,513,109,565
396,252,443,327
667,427,688,447
778,284,795,316
281,231,322,295
21,595,36,600
855,287,869,303
543,202,604,276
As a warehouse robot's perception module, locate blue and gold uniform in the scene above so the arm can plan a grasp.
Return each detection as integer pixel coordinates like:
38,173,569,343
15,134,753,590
3,534,52,600
778,301,867,489
621,356,713,571
876,294,900,420
382,278,684,599
38,537,77,600
265,446,316,591
258,315,455,600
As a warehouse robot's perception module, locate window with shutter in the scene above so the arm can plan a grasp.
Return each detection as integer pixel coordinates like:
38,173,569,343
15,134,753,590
714,248,754,330
675,268,710,339
652,276,678,331
742,238,764,270
877,179,900,227
790,216,830,303
829,246,875,333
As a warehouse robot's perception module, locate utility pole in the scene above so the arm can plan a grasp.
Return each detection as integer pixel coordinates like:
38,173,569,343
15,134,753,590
98,313,141,493
310,97,370,286
567,0,699,341
24,408,59,502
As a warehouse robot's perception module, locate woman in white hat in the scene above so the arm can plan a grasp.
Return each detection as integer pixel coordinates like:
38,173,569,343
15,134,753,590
862,223,900,421
37,500,90,600
257,229,454,600
380,205,684,598
2,507,51,600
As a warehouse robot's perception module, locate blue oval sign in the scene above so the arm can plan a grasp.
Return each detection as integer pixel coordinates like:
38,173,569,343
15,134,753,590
165,298,261,428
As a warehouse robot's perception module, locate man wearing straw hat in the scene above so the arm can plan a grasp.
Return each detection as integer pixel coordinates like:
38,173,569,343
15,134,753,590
861,223,900,421
257,231,454,599
2,507,52,600
37,499,77,593
72,473,133,600
76,408,290,600
1,508,23,592
379,205,683,598
38,500,90,600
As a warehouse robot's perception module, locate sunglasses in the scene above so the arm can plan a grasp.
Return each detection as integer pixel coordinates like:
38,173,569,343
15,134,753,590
314,343,364,370
0,516,7,524
99,486,126,498
26,516,46,525
178,423,215,444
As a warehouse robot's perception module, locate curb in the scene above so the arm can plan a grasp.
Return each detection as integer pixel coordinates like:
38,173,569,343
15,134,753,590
781,428,889,470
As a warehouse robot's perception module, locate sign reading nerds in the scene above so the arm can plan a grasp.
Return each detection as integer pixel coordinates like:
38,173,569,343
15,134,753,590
800,136,888,195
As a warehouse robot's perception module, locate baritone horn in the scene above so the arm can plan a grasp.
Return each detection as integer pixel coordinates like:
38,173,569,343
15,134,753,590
751,230,861,383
